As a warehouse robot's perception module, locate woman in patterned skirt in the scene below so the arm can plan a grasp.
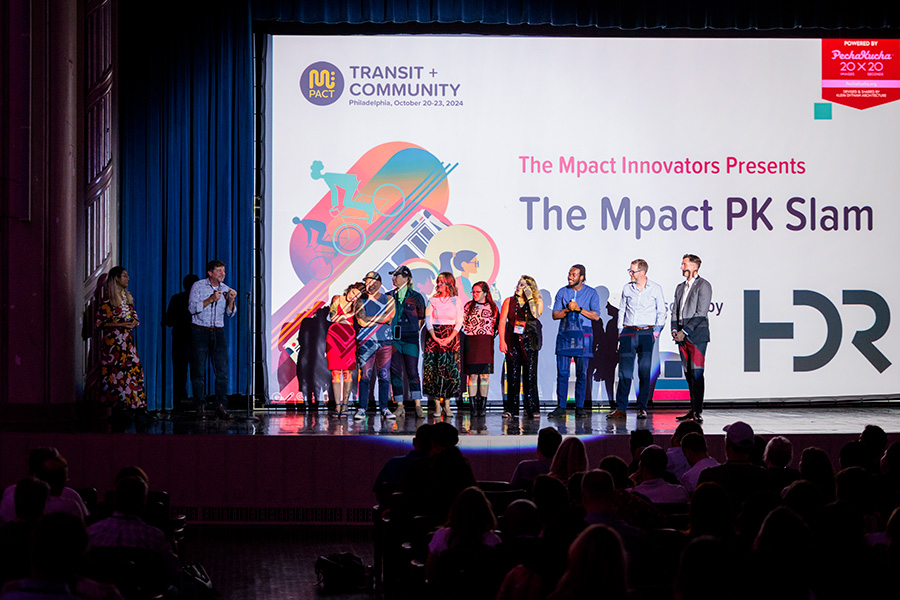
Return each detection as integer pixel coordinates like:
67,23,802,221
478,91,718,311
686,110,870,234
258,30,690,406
462,281,500,417
95,266,147,412
327,282,366,416
499,275,543,419
423,272,464,417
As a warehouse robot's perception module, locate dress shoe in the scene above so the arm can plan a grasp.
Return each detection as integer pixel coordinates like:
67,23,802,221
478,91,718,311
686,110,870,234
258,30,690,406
575,408,587,418
676,411,695,421
548,407,567,418
637,409,648,419
215,404,233,420
693,413,703,423
606,409,627,419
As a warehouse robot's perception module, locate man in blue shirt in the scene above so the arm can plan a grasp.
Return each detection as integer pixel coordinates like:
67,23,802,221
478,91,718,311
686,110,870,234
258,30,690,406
609,259,667,420
188,260,237,419
548,265,601,418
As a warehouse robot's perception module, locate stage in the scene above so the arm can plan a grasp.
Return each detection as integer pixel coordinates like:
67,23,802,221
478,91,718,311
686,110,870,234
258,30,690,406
1,404,897,526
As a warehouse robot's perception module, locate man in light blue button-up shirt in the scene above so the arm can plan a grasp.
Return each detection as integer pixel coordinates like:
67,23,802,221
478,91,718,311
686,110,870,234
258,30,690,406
609,259,667,420
188,260,237,419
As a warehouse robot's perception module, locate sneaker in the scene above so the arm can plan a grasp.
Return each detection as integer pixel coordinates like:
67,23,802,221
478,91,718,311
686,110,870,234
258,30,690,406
354,409,367,420
637,409,648,419
606,410,627,419
382,409,396,420
575,408,587,418
548,407,567,418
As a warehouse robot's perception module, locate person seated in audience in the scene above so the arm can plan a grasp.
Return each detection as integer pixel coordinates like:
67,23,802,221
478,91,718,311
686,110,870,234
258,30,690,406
782,479,825,528
799,446,836,503
403,422,475,520
859,424,888,475
750,506,814,600
1,512,123,600
627,429,654,475
698,421,773,511
373,423,434,505
667,420,703,481
510,427,562,493
875,442,900,519
497,499,541,570
0,448,88,523
685,482,734,541
630,445,689,505
680,432,719,494
87,476,180,582
835,466,880,533
532,475,586,596
425,486,503,598
675,536,741,600
581,470,644,559
598,456,666,530
0,478,50,585
548,437,588,483
763,435,801,492
547,524,628,600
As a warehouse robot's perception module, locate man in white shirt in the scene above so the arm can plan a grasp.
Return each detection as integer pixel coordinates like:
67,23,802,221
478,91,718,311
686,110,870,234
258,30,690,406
631,445,690,504
609,259,667,420
679,432,720,494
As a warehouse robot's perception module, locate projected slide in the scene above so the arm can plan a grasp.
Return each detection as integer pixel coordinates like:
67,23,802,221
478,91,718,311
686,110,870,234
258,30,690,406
266,36,900,404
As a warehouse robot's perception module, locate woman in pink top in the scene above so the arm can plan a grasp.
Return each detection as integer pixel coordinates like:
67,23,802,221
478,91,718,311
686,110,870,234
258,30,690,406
423,272,465,417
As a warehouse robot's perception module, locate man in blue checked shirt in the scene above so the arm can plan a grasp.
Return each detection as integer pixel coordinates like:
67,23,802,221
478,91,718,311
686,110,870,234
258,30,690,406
548,264,601,419
608,258,667,420
188,259,237,419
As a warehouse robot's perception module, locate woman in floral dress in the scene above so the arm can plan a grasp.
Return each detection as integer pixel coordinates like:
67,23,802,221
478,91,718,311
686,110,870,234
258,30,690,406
423,272,465,417
95,266,146,411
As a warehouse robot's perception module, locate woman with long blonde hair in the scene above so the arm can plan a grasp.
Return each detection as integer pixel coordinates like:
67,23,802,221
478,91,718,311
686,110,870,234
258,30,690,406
498,275,543,419
423,272,465,417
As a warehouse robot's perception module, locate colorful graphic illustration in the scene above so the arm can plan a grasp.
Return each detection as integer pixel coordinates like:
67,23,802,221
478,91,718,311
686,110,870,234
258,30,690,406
271,142,503,404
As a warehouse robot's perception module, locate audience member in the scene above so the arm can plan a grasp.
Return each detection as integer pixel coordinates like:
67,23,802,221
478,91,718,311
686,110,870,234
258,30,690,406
799,446,836,503
0,448,88,523
675,536,740,600
581,470,643,558
781,479,826,529
667,420,703,481
763,435,801,492
598,455,665,530
548,437,588,483
374,423,433,504
630,446,689,504
875,441,900,519
750,506,814,600
510,427,563,493
686,482,734,540
679,432,719,494
0,478,50,585
859,424,888,474
547,525,627,600
698,421,773,511
404,422,476,520
627,429,654,475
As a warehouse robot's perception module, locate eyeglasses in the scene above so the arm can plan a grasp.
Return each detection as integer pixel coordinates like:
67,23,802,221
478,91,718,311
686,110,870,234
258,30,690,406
627,269,645,275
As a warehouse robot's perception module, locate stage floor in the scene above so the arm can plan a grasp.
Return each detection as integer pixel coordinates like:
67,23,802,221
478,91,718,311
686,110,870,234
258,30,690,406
95,403,900,437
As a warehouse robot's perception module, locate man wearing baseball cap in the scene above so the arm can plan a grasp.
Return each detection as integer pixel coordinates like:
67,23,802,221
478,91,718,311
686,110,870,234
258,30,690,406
354,271,396,421
697,421,774,509
387,265,426,418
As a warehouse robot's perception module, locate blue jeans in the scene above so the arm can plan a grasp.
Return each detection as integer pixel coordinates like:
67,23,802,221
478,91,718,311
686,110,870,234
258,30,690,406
190,326,229,409
358,341,392,410
615,329,655,411
556,355,589,408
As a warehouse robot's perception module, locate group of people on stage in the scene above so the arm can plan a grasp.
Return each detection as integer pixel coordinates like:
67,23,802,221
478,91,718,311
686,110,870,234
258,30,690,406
92,253,712,423
326,253,712,423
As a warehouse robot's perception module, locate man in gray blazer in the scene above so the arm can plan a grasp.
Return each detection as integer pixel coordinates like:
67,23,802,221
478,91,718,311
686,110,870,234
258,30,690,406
671,254,712,422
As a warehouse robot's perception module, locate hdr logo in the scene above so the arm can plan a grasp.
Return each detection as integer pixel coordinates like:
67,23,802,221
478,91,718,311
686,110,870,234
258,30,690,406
300,61,344,106
744,290,891,373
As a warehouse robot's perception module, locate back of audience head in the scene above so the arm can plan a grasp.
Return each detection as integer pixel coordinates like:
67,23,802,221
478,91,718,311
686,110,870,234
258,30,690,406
431,422,460,452
639,445,667,479
27,447,60,475
115,476,149,515
35,456,68,495
446,486,496,546
413,423,435,454
754,506,811,555
537,427,563,460
630,429,654,455
782,479,825,526
839,440,872,471
859,424,888,457
582,469,616,510
676,536,739,600
501,499,540,539
834,466,874,512
550,437,588,482
532,475,569,525
681,433,708,465
882,441,900,474
723,421,754,460
567,471,587,507
689,483,734,539
599,455,633,489
799,447,835,500
549,524,627,600
14,477,50,522
114,465,149,487
29,512,89,581
817,500,864,548
750,435,767,467
673,419,703,446
763,436,793,469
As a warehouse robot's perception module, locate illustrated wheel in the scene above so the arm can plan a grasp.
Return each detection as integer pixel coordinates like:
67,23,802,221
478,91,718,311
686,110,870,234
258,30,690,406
372,183,405,217
333,223,366,256
308,255,333,281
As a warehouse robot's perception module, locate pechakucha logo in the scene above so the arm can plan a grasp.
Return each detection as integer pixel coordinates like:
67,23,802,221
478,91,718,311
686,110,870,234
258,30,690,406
300,61,344,106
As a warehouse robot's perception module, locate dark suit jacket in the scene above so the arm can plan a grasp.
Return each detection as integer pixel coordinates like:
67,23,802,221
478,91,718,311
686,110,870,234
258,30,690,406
671,276,712,344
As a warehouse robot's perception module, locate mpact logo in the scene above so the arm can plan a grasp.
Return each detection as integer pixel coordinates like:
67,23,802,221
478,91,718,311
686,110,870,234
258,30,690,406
300,61,344,106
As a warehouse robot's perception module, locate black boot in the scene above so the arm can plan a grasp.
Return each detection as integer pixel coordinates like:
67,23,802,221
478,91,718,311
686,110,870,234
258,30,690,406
473,396,485,417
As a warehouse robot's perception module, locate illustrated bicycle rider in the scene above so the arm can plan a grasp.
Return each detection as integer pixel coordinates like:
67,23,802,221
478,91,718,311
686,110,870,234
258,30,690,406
310,160,360,216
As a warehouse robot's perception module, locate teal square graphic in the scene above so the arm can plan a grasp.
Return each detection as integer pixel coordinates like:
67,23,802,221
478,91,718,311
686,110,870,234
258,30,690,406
814,103,832,120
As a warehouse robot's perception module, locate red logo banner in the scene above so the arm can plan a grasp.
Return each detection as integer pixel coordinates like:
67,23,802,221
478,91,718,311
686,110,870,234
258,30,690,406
822,39,900,110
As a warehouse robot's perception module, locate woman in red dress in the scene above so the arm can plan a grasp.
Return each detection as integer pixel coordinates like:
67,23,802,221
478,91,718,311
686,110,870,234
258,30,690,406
327,282,366,416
